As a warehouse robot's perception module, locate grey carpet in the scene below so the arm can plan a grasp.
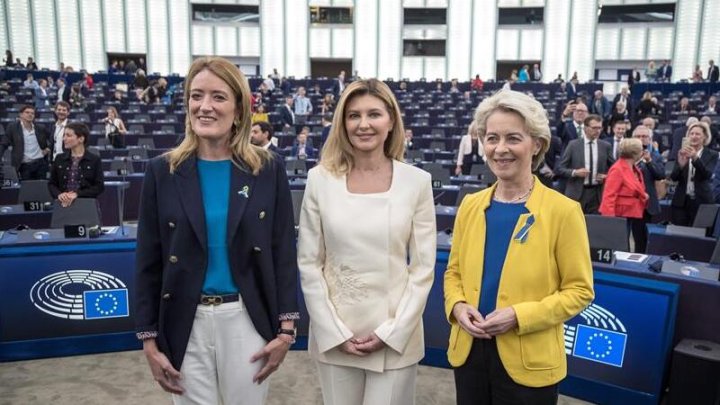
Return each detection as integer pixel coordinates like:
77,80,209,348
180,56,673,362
0,350,594,404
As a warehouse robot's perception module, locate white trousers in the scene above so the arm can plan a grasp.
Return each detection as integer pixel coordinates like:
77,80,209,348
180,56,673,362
172,299,269,405
316,361,418,405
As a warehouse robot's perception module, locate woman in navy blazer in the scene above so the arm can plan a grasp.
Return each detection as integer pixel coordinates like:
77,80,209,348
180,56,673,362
135,57,298,404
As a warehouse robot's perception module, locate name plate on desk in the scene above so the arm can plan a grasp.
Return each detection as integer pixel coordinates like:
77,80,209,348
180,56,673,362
23,201,43,212
432,179,443,188
64,224,88,238
1,179,12,188
116,169,128,176
591,247,614,264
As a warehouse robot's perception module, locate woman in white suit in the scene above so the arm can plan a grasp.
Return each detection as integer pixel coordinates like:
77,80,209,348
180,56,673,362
298,79,436,405
455,122,484,175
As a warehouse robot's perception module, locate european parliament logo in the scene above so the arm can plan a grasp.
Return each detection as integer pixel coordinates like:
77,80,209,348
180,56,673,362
564,303,628,367
30,270,129,320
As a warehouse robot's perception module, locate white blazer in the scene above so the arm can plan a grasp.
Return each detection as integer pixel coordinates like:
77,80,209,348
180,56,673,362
298,160,436,372
455,134,484,166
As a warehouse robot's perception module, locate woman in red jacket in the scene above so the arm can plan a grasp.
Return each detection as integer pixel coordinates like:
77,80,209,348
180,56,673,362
600,138,649,251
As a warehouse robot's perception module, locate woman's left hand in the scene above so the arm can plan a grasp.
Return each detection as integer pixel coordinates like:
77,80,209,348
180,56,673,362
352,333,386,354
476,307,518,336
250,338,290,384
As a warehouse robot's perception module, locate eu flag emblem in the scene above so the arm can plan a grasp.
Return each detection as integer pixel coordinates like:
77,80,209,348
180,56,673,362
83,289,130,319
572,324,627,367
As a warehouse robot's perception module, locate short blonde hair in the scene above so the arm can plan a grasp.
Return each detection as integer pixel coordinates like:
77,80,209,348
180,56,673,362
618,138,643,159
686,122,712,146
320,79,405,175
473,90,550,170
165,57,270,174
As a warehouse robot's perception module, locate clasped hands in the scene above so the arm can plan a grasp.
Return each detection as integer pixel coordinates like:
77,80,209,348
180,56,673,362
452,302,518,339
58,191,78,207
339,333,386,356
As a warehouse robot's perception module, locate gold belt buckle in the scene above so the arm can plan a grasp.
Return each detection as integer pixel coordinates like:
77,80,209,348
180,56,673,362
201,295,223,305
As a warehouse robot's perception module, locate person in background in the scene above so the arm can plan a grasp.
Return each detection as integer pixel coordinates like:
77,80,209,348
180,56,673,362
291,127,316,159
692,64,704,83
670,121,718,225
320,113,333,147
135,56,298,404
104,107,128,148
3,50,14,67
517,65,529,83
632,125,665,253
251,104,269,124
455,121,483,175
50,101,71,159
599,138,648,250
250,121,279,153
298,78,435,405
0,105,51,180
34,79,50,109
471,74,484,91
445,90,594,405
70,85,86,109
48,122,104,207
23,73,38,88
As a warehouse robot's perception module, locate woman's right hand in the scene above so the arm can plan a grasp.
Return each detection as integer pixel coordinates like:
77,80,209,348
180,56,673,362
455,166,462,176
143,339,184,394
451,302,491,339
338,339,368,357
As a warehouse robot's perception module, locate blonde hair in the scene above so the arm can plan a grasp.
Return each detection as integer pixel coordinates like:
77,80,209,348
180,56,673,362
106,106,119,119
320,79,405,175
474,90,550,170
165,57,270,174
686,122,712,146
618,138,643,159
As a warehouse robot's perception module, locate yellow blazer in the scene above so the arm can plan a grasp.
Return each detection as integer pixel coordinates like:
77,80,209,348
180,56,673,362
444,178,594,387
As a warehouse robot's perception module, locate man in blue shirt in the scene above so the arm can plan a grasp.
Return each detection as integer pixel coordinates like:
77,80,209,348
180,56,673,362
293,86,312,116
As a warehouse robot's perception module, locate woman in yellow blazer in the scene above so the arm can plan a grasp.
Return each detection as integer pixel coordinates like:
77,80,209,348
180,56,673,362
444,90,594,405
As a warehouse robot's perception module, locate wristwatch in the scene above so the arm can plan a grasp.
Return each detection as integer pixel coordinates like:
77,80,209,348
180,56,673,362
278,327,297,344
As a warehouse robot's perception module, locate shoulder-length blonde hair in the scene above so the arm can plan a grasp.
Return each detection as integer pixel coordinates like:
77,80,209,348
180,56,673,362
473,90,550,170
686,121,712,146
320,79,405,175
165,56,270,174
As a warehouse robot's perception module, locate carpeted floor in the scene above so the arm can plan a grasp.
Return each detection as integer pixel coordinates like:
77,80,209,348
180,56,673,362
0,350,594,404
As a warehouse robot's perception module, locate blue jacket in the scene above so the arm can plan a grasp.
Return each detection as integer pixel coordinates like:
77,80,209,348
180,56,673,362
134,155,299,370
638,150,666,216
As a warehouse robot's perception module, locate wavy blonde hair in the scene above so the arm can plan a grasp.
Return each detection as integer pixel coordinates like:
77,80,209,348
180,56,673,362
165,56,270,174
320,79,405,175
474,90,550,170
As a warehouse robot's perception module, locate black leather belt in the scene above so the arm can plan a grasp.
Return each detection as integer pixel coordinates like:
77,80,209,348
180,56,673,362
200,294,239,305
583,185,599,189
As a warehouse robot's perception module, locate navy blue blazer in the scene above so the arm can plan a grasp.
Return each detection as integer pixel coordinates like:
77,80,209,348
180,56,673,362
134,154,299,370
279,104,294,126
638,151,665,216
557,119,581,149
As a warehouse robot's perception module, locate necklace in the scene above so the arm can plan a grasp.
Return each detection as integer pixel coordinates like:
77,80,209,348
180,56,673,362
493,178,535,203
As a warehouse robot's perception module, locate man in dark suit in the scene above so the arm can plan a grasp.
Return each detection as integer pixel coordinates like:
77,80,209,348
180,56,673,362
556,101,588,149
250,121,279,153
332,70,346,96
49,101,71,160
659,60,673,82
602,120,628,160
628,68,641,87
279,96,295,128
290,128,317,159
708,60,719,83
55,78,71,104
0,105,51,180
557,114,615,214
632,125,665,252
590,90,612,119
612,86,632,116
320,113,332,147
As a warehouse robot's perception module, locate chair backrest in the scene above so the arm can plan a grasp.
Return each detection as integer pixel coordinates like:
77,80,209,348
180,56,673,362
425,166,450,185
478,164,496,185
710,239,720,265
584,214,630,251
137,138,156,149
50,198,101,228
97,137,110,148
666,224,706,238
429,141,446,151
406,149,424,162
110,159,134,174
127,148,148,160
290,189,304,227
2,165,19,182
18,180,53,203
456,184,485,206
692,204,720,229
469,164,483,176
285,159,307,174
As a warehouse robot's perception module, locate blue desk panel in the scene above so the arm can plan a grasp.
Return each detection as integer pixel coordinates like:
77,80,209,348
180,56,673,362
0,237,140,361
